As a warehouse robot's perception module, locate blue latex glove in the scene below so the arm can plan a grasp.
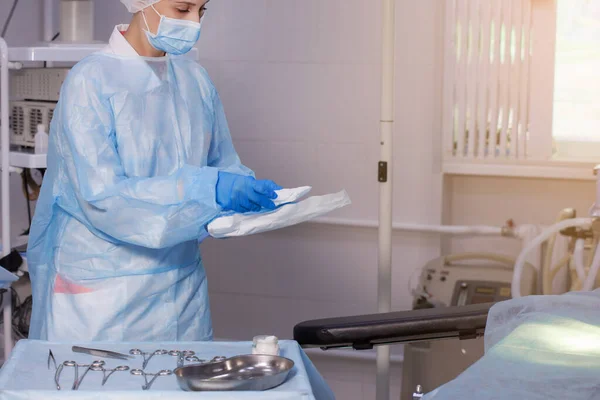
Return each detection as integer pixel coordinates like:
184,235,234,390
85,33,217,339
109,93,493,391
216,172,282,213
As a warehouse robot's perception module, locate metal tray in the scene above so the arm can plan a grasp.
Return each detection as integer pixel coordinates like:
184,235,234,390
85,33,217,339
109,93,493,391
174,354,295,391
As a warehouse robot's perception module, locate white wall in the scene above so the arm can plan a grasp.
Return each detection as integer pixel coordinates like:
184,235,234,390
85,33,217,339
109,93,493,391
1,1,597,399
199,0,444,328
199,2,443,397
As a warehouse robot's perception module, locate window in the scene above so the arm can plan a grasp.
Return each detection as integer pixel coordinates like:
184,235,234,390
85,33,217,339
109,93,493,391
442,0,533,162
442,0,599,178
552,0,600,161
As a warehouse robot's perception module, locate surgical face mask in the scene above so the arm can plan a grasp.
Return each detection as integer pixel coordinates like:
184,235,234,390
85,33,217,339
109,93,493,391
142,5,201,55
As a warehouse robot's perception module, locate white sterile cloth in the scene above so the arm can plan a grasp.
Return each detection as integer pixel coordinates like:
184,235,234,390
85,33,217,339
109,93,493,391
273,186,312,206
208,189,350,238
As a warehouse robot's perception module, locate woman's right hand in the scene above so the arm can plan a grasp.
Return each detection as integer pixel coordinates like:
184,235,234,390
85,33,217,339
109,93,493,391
216,172,282,213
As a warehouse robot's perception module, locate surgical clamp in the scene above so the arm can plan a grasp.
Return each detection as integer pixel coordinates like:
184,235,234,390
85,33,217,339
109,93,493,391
169,350,226,368
129,349,168,369
73,360,105,390
54,363,63,390
131,369,172,390
90,364,130,386
169,350,197,368
58,360,105,391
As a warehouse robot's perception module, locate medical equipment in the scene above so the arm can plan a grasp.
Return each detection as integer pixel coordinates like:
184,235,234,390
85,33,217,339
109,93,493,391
10,68,68,102
130,368,173,391
410,254,536,309
183,355,202,363
512,165,600,297
293,241,591,398
60,361,78,390
53,348,220,390
54,363,62,390
90,364,130,386
57,360,105,391
47,349,56,370
8,68,68,147
170,350,193,368
170,350,198,368
73,360,104,390
401,253,536,400
129,349,168,369
295,303,492,399
0,340,331,398
72,346,133,361
9,101,55,148
169,351,226,369
174,354,295,392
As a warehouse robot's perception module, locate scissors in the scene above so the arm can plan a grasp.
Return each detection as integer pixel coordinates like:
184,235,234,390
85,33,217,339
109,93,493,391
48,350,57,370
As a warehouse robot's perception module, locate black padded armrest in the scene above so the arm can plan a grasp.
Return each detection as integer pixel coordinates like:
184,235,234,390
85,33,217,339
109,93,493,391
294,303,493,350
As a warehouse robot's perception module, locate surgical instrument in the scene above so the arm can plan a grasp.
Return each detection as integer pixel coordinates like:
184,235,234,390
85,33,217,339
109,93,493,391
90,364,130,386
47,349,57,370
61,361,78,391
72,346,133,361
178,354,227,368
54,363,63,390
131,369,172,391
169,350,197,368
58,360,104,391
73,360,104,390
129,348,168,369
185,355,202,363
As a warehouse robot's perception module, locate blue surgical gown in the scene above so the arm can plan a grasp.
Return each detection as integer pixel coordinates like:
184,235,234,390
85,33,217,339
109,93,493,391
27,27,252,341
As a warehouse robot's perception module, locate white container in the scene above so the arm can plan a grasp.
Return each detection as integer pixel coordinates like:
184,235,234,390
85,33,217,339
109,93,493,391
34,125,49,155
252,335,280,356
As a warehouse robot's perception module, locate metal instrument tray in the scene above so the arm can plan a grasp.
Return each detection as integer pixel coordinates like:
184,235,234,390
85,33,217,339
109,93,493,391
174,354,294,391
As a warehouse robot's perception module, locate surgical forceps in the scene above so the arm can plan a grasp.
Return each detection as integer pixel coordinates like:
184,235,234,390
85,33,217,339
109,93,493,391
54,363,63,390
58,360,105,390
169,350,198,368
74,360,105,390
169,350,226,368
130,369,172,390
72,346,133,361
129,349,168,369
90,364,130,386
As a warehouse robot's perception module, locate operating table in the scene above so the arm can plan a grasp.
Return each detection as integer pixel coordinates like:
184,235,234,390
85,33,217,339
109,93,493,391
293,302,491,350
293,303,493,398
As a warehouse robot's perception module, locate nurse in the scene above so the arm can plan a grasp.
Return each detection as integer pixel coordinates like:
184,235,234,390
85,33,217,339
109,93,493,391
26,0,281,341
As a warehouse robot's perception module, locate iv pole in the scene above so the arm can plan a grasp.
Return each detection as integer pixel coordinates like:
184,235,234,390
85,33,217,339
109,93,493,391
377,0,396,398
